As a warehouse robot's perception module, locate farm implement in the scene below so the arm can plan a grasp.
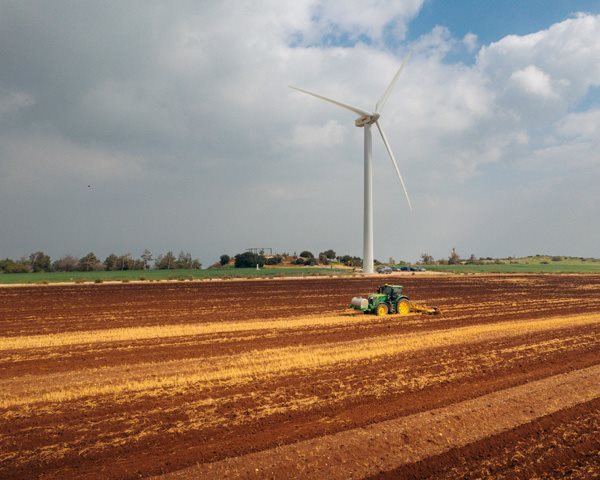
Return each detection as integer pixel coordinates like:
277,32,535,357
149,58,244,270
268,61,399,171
349,284,440,316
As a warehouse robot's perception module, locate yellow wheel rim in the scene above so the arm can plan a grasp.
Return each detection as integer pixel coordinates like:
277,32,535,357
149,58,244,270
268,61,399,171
398,300,410,315
376,304,387,316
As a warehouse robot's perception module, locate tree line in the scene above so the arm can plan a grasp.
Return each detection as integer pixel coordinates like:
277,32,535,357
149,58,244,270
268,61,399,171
0,249,201,273
217,249,364,268
419,248,470,265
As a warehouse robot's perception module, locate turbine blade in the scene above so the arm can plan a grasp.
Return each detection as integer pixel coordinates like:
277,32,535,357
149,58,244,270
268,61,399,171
289,85,370,117
375,51,411,113
375,121,412,210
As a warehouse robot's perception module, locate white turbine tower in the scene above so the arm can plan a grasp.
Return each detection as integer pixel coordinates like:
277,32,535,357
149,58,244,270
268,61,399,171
289,56,412,274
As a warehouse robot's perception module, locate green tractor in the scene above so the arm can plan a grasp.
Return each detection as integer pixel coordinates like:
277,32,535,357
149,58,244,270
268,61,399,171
349,284,411,316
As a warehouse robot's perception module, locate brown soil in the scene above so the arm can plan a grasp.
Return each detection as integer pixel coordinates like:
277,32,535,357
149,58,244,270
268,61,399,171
0,274,599,479
372,397,600,480
155,365,600,479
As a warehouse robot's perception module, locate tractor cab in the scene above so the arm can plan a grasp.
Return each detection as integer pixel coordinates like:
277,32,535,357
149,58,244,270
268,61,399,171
377,284,403,298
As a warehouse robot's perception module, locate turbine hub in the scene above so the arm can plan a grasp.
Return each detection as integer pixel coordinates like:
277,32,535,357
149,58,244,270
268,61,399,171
355,113,379,127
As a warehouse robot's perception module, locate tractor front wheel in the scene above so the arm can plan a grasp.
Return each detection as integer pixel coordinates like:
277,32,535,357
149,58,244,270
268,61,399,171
397,299,410,315
376,303,389,316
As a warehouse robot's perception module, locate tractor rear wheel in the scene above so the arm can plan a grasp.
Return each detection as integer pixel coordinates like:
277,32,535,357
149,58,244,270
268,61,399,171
397,299,410,315
376,303,389,316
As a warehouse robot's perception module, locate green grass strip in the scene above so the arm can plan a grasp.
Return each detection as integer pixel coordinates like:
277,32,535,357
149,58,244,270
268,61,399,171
0,267,350,284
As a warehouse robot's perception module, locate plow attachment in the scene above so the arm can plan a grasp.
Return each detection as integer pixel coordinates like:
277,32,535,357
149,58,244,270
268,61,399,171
409,303,441,315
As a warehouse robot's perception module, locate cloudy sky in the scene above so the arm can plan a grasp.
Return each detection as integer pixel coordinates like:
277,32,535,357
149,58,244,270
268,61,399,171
1,1,599,265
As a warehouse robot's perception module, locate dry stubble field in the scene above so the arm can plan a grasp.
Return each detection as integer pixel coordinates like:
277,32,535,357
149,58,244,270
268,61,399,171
0,274,599,479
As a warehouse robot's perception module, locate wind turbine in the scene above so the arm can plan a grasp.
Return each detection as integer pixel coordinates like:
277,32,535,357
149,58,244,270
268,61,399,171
289,55,412,274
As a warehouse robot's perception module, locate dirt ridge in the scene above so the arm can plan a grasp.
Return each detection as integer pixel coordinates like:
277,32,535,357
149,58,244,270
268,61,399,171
156,364,600,479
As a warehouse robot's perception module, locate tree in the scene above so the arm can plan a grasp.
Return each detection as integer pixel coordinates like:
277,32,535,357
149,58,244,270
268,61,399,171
52,255,79,272
466,254,477,264
337,254,352,265
176,251,192,269
323,249,336,260
29,251,51,272
318,252,330,265
336,254,362,267
448,247,461,265
234,252,265,268
318,250,336,265
299,250,314,259
104,254,118,271
78,252,100,271
2,258,31,273
0,258,9,272
265,255,283,265
141,249,153,270
420,253,434,265
116,253,133,271
351,256,362,267
155,251,176,270
219,254,230,266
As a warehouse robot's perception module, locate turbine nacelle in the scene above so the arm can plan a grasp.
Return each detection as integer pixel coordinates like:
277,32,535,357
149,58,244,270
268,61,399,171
355,113,379,127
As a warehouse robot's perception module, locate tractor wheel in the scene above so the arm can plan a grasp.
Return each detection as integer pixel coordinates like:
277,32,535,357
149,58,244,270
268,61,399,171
397,299,410,315
376,303,389,316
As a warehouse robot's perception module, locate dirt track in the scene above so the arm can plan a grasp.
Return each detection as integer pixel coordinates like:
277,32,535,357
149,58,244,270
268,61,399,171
1,274,599,479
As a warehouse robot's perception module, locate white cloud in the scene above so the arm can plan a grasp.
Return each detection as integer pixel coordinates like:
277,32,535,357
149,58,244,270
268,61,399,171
556,108,600,139
527,141,600,171
478,13,600,105
0,91,34,116
300,0,424,44
462,32,478,53
509,65,557,98
411,25,455,58
290,120,346,148
522,108,600,173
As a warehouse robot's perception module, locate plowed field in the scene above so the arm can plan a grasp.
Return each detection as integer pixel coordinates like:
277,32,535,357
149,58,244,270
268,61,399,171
1,274,599,479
